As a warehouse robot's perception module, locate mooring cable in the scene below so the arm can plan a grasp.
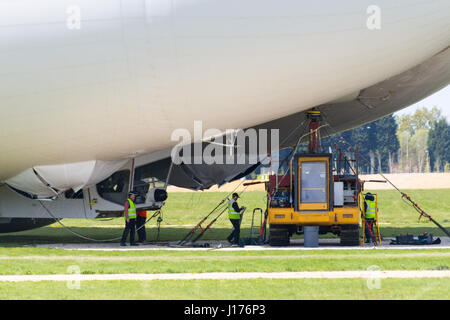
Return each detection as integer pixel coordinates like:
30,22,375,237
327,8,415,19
39,160,175,242
39,200,163,242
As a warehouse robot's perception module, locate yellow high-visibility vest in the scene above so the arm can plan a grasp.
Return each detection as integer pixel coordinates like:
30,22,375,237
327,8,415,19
228,199,241,220
126,198,137,220
365,199,376,219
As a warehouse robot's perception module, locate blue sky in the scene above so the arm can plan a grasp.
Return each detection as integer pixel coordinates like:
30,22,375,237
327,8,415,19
394,85,450,121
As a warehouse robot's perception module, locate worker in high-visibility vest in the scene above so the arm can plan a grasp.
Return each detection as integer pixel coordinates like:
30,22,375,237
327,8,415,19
363,193,377,243
226,193,246,246
120,192,139,246
136,209,147,244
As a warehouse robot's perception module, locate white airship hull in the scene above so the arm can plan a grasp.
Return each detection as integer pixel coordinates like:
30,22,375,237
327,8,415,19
1,0,449,180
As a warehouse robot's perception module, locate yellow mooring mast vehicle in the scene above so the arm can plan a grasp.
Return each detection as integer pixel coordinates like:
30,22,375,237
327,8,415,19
267,110,361,246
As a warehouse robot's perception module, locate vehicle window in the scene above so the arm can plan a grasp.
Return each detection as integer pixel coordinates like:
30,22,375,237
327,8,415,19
96,170,130,205
300,162,327,203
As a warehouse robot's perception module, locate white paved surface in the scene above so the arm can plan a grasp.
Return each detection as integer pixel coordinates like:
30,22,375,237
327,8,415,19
1,270,449,282
32,237,450,251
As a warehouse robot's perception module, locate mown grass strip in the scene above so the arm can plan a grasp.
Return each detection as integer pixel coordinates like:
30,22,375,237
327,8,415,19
0,252,449,261
0,278,448,300
0,252,448,275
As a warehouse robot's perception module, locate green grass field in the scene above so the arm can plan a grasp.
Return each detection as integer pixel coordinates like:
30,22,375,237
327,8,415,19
0,189,449,300
1,278,448,300
0,247,449,299
0,189,448,245
0,248,449,275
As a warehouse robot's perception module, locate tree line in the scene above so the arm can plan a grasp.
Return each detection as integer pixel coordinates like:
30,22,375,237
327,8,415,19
321,106,449,174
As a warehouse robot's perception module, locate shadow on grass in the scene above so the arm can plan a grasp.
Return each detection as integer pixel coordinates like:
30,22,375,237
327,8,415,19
0,226,254,247
0,225,448,248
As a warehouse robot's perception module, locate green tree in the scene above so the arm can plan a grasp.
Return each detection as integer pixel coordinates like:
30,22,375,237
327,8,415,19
321,115,399,174
396,106,444,173
397,106,442,136
409,129,428,173
397,130,409,172
373,115,399,172
427,118,450,172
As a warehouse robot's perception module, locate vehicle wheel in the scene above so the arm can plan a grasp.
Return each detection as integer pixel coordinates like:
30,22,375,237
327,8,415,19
340,224,360,246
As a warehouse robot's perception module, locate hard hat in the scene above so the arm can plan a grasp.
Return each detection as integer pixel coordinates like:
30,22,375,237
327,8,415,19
232,193,240,198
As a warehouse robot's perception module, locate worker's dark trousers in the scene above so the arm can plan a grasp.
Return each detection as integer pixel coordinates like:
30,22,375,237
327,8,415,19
121,219,136,244
365,218,375,242
227,219,241,244
136,216,146,242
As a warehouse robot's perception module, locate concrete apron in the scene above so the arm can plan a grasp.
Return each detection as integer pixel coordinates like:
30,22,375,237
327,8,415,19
31,237,450,251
